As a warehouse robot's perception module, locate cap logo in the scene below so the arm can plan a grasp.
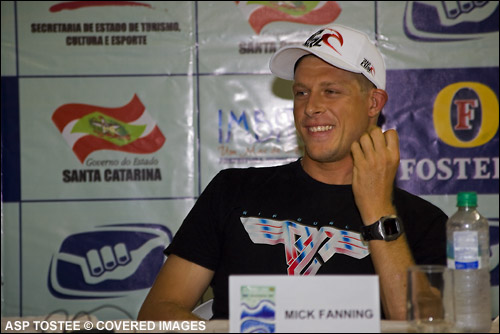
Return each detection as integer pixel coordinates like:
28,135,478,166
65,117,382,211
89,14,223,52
360,58,375,77
303,28,343,55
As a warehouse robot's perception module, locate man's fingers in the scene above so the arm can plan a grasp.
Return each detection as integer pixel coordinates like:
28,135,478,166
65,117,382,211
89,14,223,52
384,129,400,152
352,127,400,162
365,127,400,154
369,127,386,153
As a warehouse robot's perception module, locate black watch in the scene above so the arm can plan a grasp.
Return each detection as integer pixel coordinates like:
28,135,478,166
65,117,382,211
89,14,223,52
361,215,403,241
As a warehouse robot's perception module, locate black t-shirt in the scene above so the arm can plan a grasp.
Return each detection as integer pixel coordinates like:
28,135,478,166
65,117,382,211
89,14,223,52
166,159,447,319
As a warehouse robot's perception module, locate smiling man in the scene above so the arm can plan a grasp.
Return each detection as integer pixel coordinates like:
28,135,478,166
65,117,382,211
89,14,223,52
138,25,447,322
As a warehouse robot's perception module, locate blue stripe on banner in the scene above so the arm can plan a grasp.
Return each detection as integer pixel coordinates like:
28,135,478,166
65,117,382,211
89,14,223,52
1,76,21,202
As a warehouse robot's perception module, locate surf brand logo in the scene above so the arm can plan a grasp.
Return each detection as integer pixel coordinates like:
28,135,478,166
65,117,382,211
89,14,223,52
236,1,341,35
433,82,499,148
404,1,499,41
304,28,343,56
360,58,375,77
52,95,166,163
48,223,172,299
49,1,153,12
241,217,369,275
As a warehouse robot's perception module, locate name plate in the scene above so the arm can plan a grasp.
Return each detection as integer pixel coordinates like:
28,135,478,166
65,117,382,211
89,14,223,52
229,275,380,333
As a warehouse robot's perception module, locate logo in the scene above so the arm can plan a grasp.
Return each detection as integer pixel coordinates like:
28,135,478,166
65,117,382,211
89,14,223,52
236,1,341,35
240,285,275,333
48,223,172,298
433,82,499,148
241,217,369,275
404,1,499,41
360,58,375,77
304,28,343,56
52,95,166,163
217,108,299,164
219,108,295,144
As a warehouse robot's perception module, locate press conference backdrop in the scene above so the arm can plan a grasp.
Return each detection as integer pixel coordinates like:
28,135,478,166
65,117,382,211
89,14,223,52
1,1,498,321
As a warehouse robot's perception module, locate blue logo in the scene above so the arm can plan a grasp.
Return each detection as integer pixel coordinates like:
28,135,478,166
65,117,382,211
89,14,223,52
218,108,295,144
404,1,499,41
48,223,172,299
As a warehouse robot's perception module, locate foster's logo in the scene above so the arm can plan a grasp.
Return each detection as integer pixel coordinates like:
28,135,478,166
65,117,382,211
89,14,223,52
433,82,499,148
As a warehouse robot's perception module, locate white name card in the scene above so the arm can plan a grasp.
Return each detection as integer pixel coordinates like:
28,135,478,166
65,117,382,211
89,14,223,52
229,275,380,333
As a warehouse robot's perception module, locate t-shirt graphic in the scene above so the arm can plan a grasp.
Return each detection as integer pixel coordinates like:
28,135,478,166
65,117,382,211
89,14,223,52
241,217,369,275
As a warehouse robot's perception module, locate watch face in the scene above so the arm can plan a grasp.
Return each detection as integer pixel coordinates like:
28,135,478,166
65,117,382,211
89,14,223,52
382,218,400,235
362,216,402,241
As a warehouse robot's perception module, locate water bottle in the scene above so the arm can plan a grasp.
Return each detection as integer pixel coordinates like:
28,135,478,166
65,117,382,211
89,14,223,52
447,191,491,332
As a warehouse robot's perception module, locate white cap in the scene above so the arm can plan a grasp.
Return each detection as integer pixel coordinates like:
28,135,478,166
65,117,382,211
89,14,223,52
269,25,386,89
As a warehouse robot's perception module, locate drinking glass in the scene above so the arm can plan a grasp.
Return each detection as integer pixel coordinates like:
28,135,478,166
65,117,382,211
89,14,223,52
407,265,455,333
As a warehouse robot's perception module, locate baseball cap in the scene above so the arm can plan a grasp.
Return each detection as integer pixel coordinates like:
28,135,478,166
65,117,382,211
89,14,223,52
269,25,386,89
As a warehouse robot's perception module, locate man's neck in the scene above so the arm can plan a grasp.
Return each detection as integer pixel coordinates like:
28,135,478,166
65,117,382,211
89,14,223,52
301,156,353,185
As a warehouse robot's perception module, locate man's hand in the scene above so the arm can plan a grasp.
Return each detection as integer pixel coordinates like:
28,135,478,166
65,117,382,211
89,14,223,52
350,126,400,224
351,126,413,320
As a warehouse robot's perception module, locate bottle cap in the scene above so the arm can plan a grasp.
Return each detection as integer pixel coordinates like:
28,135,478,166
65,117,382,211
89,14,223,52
457,191,477,207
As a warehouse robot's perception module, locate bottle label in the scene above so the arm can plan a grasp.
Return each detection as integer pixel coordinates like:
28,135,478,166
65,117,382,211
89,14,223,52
451,231,480,269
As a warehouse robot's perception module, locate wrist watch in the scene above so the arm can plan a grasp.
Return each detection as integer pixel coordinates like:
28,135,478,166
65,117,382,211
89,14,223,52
361,215,404,241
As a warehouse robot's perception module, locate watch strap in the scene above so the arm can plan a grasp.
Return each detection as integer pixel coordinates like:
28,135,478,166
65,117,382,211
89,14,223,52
361,221,383,241
361,215,403,241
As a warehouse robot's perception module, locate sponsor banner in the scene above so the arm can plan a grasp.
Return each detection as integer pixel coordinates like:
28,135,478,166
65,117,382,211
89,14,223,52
16,1,194,75
385,67,499,195
19,76,195,200
1,1,16,76
19,199,194,319
199,74,300,189
377,1,499,69
1,203,21,317
1,0,499,322
197,1,374,75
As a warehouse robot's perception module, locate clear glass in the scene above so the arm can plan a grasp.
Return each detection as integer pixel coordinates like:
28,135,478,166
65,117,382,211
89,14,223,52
407,265,455,333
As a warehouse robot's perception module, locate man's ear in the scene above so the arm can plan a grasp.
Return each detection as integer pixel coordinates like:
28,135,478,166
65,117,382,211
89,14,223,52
368,88,388,118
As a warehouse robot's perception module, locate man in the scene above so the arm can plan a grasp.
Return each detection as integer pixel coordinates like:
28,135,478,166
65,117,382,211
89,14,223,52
137,25,447,321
